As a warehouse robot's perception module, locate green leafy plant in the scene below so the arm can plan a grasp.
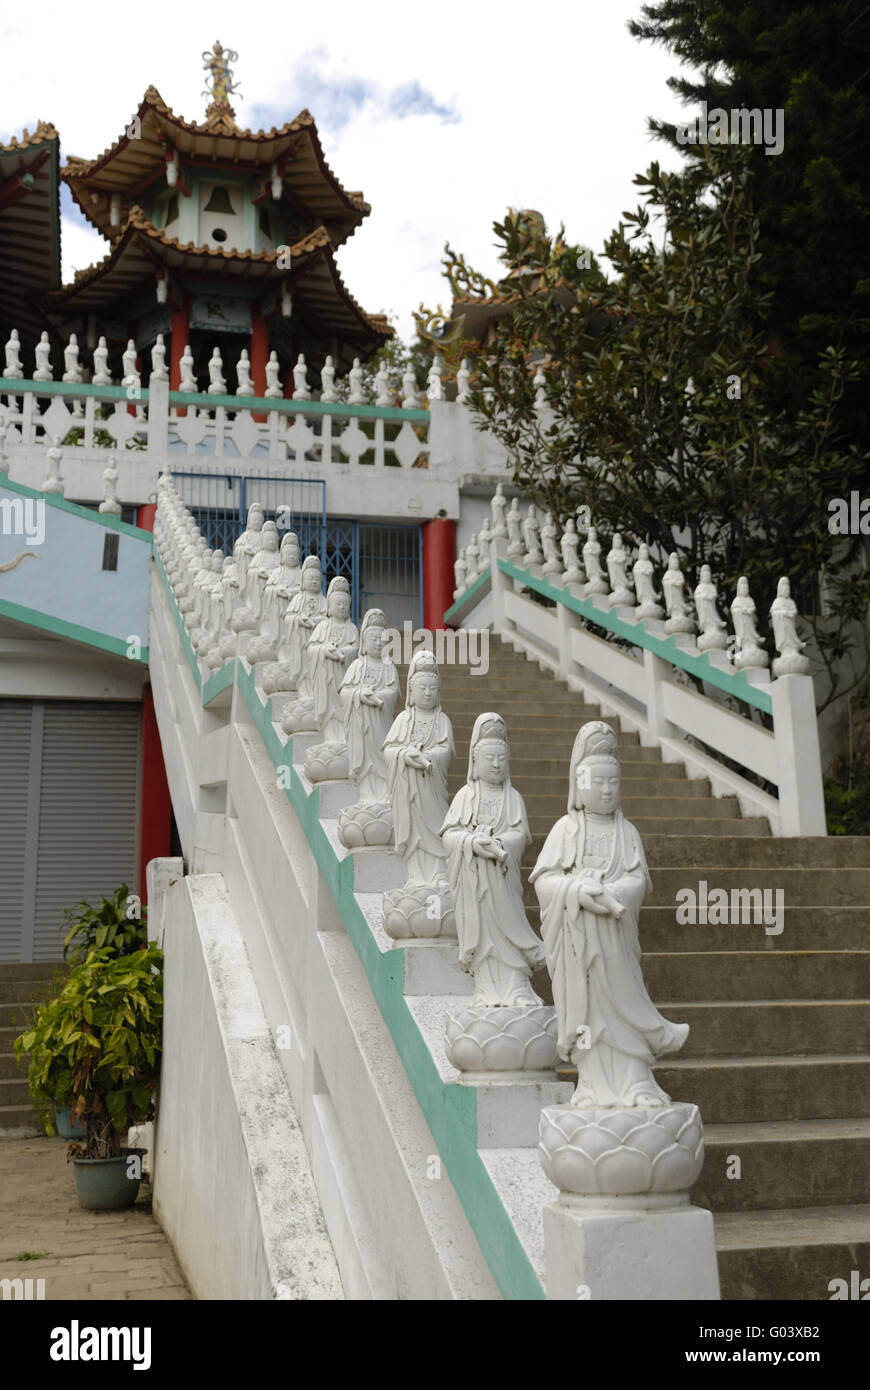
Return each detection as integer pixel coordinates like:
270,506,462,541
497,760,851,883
14,945,163,1160
62,884,146,965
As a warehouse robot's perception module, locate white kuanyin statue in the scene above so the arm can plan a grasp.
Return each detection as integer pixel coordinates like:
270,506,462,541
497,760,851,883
441,713,545,1007
531,721,689,1107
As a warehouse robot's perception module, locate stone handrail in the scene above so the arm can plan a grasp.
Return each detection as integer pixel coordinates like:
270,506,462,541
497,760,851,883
148,474,555,1298
446,507,825,837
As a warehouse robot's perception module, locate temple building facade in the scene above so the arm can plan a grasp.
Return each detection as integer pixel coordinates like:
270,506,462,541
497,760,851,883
0,43,511,961
1,43,391,391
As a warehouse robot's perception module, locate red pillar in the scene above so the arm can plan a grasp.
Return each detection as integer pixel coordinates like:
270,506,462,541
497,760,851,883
250,306,269,421
137,503,157,532
138,683,172,906
170,295,189,418
170,295,190,389
422,517,456,631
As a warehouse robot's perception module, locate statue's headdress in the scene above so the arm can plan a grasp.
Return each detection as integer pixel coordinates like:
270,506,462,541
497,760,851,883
467,711,508,783
568,721,619,811
406,649,439,707
360,608,387,634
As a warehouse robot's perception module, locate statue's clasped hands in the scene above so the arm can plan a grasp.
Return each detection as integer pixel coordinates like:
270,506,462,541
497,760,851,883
325,643,344,661
403,745,431,771
472,829,508,866
360,688,383,708
568,874,625,918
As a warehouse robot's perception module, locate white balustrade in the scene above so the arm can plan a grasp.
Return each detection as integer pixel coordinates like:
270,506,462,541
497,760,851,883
449,495,826,837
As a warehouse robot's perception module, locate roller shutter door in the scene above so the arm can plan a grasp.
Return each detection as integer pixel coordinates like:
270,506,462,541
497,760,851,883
0,700,141,963
0,702,34,962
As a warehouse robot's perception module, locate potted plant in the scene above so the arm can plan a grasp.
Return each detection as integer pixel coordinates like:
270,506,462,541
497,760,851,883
14,944,163,1210
61,883,147,965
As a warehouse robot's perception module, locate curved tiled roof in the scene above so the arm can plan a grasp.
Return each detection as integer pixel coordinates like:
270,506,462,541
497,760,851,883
61,88,369,249
0,122,61,345
44,208,391,345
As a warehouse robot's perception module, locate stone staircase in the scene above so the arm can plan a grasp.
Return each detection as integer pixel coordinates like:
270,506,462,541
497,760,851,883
0,963,62,1138
431,635,870,1301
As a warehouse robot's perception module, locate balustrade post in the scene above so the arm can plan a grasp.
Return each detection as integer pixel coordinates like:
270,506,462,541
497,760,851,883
147,375,169,462
490,537,508,632
770,674,826,835
643,648,676,744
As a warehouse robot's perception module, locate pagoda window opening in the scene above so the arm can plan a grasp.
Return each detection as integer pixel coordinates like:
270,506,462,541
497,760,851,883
164,193,179,228
203,184,236,216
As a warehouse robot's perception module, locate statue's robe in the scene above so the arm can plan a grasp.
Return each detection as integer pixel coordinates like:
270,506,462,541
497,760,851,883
340,655,400,802
441,782,543,1005
307,615,359,740
530,808,687,1105
249,565,301,662
383,707,453,883
280,589,327,689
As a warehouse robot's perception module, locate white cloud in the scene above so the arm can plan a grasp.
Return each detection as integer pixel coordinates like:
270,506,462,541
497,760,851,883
1,0,692,340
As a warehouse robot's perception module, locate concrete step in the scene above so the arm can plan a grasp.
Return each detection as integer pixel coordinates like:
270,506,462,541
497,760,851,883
0,1102,42,1137
507,759,682,780
0,1077,33,1108
661,1000,870,1057
518,794,742,819
646,867,870,907
449,715,637,734
654,1054,870,1123
694,1118,870,1213
0,963,61,982
0,1002,39,1030
642,835,870,869
0,1052,26,1081
643,951,870,1001
0,975,61,1005
713,1203,870,1300
638,906,870,953
443,699,607,718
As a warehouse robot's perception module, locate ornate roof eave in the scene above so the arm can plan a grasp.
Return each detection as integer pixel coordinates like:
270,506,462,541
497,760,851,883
40,210,392,346
61,87,370,247
0,121,62,341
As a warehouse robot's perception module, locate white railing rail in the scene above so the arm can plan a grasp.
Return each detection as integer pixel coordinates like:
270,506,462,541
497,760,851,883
447,503,825,837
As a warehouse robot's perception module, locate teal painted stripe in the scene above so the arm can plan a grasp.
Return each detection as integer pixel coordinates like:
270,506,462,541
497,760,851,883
0,471,154,542
0,594,148,663
1,379,143,402
154,554,543,1298
166,388,430,423
1,378,430,424
479,557,773,717
235,659,543,1301
202,662,236,704
153,550,202,691
443,567,492,624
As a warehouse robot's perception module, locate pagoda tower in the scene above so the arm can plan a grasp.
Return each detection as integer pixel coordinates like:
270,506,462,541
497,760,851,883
4,43,390,392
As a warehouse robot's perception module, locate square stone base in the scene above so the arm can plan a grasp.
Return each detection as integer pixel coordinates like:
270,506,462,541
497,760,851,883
544,1198,720,1301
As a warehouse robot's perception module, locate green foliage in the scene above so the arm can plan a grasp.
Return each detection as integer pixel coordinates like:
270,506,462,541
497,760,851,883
457,148,870,713
824,769,870,835
824,682,870,833
629,0,870,453
333,318,430,403
62,884,146,966
62,404,147,451
14,944,163,1159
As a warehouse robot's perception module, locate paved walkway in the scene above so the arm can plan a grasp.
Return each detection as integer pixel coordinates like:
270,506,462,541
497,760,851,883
0,1137,191,1300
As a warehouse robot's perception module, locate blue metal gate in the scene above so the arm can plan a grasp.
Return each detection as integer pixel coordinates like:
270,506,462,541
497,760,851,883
169,469,422,627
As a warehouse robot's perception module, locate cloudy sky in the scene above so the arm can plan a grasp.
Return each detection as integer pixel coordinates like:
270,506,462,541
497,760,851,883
1,0,691,340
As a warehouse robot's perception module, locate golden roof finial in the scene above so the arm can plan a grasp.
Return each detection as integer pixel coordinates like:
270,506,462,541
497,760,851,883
202,40,242,131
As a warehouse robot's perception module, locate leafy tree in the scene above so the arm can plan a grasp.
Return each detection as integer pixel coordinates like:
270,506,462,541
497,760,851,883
629,0,870,450
333,318,430,403
447,159,869,713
